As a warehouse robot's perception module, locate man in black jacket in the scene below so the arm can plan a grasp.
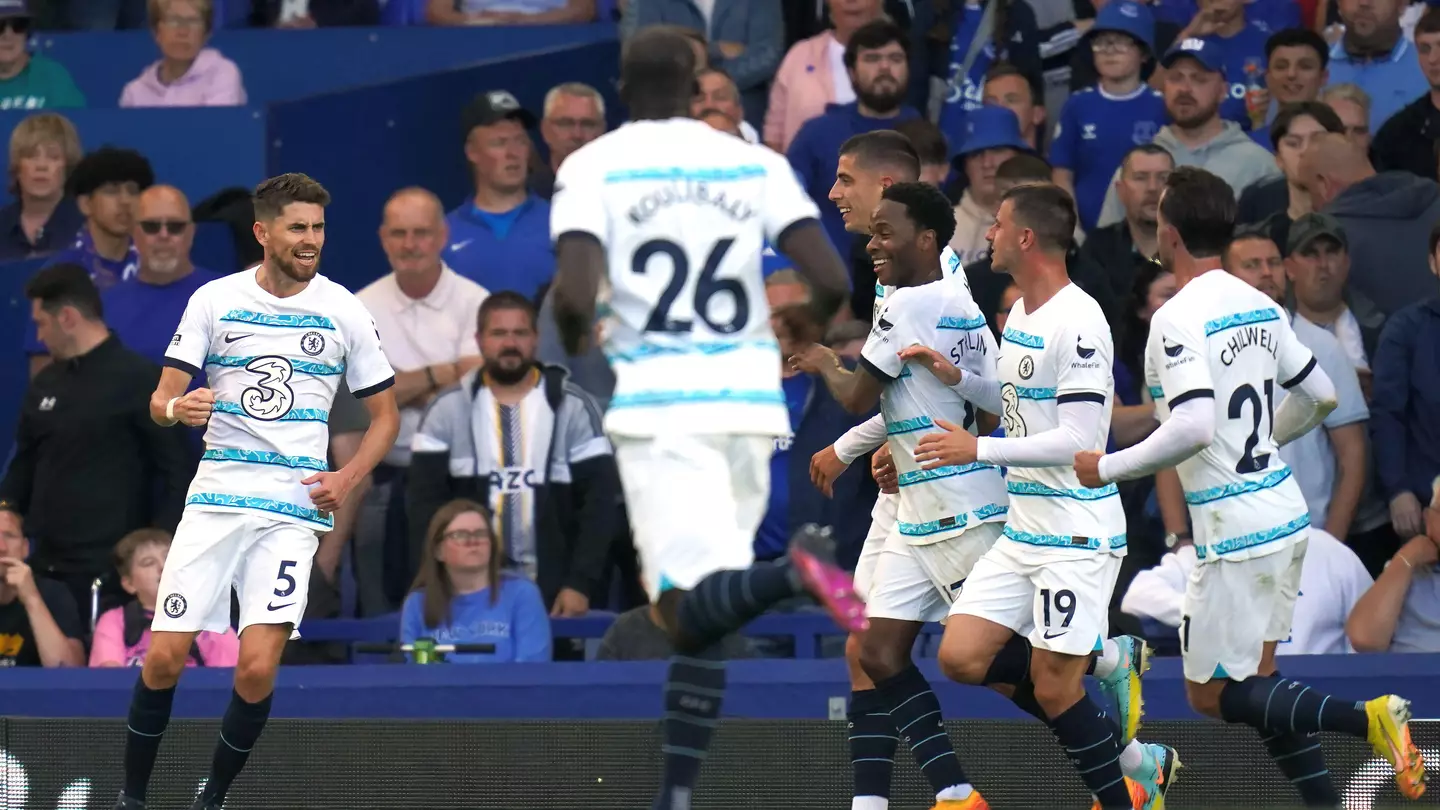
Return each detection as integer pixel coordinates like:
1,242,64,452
0,263,192,614
408,291,619,619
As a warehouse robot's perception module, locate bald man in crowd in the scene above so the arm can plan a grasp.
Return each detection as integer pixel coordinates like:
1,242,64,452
1303,133,1440,320
330,187,491,616
100,185,223,366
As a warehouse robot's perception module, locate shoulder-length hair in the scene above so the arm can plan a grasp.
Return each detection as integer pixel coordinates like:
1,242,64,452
409,498,503,629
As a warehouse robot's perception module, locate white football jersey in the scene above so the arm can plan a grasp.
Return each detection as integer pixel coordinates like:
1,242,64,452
862,278,1008,545
996,284,1126,554
874,245,966,324
165,269,396,530
1145,270,1315,563
550,117,820,438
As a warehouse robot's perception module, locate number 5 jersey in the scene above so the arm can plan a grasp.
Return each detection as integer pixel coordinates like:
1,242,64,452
164,268,395,531
1145,269,1316,563
548,117,821,440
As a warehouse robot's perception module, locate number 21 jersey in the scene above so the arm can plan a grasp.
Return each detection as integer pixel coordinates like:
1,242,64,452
1145,270,1316,563
550,117,820,439
165,269,395,531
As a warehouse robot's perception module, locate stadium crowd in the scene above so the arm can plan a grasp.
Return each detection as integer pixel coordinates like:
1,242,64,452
0,0,1434,670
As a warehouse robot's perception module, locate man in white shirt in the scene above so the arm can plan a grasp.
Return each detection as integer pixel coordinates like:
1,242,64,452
332,188,488,616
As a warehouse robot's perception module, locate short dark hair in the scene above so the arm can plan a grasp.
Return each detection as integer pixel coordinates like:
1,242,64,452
1419,5,1440,37
844,20,909,70
892,119,949,166
253,173,331,221
1001,183,1077,253
622,26,700,109
478,290,538,333
881,181,957,247
25,263,103,321
1264,27,1329,68
996,154,1053,184
66,146,154,198
1160,166,1236,259
983,61,1042,107
838,130,921,181
1121,143,1175,173
1269,101,1344,151
1223,223,1279,264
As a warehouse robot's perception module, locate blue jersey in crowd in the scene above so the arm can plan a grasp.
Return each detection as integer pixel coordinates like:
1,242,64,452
936,0,1041,150
1050,86,1167,232
102,268,223,365
755,373,813,561
1152,0,1298,32
400,575,553,664
443,195,553,301
1205,21,1272,127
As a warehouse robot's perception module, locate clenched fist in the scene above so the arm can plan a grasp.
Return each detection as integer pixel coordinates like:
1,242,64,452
173,388,216,427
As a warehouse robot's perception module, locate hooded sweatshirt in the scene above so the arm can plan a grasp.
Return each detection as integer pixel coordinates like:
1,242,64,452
119,47,247,108
1324,171,1440,319
1095,121,1281,227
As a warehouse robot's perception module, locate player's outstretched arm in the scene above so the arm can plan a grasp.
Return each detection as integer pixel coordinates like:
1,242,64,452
791,342,883,414
776,219,849,323
150,367,211,428
1083,396,1216,486
552,233,606,356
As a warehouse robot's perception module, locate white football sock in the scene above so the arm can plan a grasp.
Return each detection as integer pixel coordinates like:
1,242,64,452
1092,638,1123,679
1119,739,1146,776
852,797,889,810
936,783,974,801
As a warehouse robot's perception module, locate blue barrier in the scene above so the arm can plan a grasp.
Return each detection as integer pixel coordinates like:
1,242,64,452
0,107,266,207
32,24,617,108
265,39,621,291
1,655,1437,720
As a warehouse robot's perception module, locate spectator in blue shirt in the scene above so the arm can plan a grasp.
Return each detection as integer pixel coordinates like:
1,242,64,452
788,19,920,254
1325,0,1427,131
402,498,553,664
1052,0,1167,231
29,146,151,378
443,90,554,303
1170,0,1276,127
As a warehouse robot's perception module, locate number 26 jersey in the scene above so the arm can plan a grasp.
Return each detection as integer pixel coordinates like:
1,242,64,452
164,269,395,531
550,117,821,439
1145,270,1316,563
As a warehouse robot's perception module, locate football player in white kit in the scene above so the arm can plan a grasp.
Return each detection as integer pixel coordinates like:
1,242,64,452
1074,167,1426,805
903,184,1161,809
547,29,862,810
113,174,400,810
792,182,1004,810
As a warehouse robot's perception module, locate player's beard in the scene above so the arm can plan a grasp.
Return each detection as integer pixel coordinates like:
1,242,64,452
273,246,320,283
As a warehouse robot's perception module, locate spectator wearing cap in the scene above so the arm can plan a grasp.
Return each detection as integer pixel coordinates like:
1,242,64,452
101,185,222,367
1051,0,1167,231
1287,212,1371,376
1095,38,1279,227
620,0,782,128
119,0,246,107
1301,131,1440,320
1371,6,1440,182
693,67,760,144
1324,0,1426,131
444,90,554,302
529,82,606,201
1238,101,1344,249
763,0,885,152
0,112,84,262
1169,0,1275,128
1247,28,1330,149
948,105,1031,266
787,20,921,253
28,147,153,377
425,0,594,25
0,1,84,109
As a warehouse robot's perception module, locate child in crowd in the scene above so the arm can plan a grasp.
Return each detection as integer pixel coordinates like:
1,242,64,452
89,528,240,668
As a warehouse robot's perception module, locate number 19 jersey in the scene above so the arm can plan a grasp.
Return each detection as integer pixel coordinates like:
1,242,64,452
550,117,821,439
165,269,395,531
1145,270,1316,563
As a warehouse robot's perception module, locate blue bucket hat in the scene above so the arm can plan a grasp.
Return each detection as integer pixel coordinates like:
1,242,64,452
1089,1,1157,55
956,105,1033,160
1161,36,1227,75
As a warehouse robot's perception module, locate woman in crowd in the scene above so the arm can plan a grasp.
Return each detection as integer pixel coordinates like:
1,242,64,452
120,0,246,107
402,499,552,664
90,528,240,668
0,112,84,262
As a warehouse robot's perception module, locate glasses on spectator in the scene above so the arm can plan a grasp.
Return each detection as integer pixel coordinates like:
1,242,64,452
549,116,604,133
0,18,30,35
443,529,489,545
1092,36,1139,54
158,15,204,29
140,220,191,235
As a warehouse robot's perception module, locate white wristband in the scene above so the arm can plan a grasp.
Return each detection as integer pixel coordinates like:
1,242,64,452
165,397,180,422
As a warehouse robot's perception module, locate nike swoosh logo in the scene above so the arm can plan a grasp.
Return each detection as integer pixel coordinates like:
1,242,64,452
224,333,252,344
450,239,473,252
267,601,296,611
1042,630,1068,639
